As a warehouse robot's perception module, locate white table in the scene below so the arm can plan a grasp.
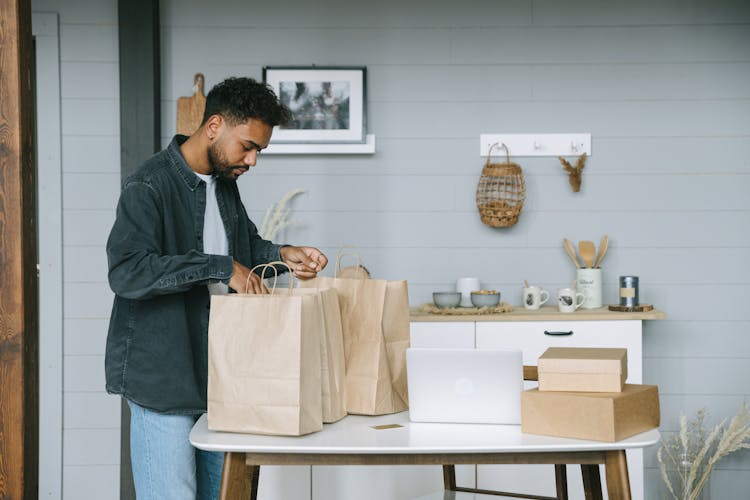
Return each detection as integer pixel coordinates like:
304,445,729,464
190,412,659,500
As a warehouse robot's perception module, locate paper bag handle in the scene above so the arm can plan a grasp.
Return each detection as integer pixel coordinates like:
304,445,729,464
334,244,366,278
248,261,295,295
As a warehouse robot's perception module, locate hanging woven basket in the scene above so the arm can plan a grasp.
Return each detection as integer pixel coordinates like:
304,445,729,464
476,143,526,227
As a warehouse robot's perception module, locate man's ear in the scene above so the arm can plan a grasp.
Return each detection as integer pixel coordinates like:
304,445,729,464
204,114,224,141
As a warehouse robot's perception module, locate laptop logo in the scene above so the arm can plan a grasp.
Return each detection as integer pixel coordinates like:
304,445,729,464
454,377,474,396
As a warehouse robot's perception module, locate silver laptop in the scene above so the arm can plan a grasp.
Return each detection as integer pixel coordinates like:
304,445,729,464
406,348,523,424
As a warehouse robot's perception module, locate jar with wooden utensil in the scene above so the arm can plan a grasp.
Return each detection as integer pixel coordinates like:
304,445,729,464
576,268,602,309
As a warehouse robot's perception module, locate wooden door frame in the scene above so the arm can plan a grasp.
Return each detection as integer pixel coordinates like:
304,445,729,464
0,0,39,498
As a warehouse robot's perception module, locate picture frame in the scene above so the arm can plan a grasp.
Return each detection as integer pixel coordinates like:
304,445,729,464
263,66,366,144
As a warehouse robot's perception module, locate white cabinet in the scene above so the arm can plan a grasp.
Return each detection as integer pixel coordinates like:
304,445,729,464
410,321,475,348
312,465,454,500
475,320,643,384
258,466,311,500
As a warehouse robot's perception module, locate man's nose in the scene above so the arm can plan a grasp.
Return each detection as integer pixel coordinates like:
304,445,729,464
244,150,257,166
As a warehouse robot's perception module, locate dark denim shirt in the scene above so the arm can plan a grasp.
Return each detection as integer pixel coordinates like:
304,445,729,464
105,135,282,414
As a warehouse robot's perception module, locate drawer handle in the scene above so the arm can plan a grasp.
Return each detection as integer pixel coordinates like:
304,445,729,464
544,330,573,336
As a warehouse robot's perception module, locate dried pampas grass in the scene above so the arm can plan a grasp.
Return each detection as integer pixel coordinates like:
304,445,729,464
259,188,307,241
658,403,750,500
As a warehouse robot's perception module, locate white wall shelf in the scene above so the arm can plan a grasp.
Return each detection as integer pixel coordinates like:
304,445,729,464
480,133,591,157
264,134,376,155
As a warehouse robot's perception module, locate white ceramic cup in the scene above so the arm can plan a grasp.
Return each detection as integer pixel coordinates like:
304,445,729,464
557,287,586,313
576,268,602,309
456,277,481,307
523,285,550,310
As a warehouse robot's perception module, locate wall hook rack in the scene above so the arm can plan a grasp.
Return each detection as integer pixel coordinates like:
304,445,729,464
480,133,591,157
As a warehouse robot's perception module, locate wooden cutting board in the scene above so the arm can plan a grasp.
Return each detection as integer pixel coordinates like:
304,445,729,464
176,73,206,136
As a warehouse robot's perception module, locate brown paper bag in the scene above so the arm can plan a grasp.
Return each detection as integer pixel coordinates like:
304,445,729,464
300,255,410,415
207,263,323,436
291,288,347,423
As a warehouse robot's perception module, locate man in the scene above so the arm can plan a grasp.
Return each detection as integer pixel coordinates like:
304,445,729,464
105,77,327,499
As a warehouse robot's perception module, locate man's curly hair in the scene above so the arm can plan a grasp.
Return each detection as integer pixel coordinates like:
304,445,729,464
201,77,292,127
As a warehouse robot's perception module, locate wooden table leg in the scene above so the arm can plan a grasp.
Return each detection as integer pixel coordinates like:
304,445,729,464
219,452,259,500
604,450,631,500
581,464,603,500
443,464,457,491
554,464,569,500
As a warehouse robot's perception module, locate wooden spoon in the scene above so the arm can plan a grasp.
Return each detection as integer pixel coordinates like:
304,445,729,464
594,235,609,268
578,240,596,268
562,238,581,269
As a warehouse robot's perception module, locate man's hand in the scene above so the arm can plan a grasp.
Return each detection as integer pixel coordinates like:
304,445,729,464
280,246,328,279
228,260,269,294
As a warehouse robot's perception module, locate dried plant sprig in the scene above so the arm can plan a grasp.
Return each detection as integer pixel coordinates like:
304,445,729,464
685,418,724,498
658,446,679,500
658,403,750,500
558,152,587,192
259,188,307,241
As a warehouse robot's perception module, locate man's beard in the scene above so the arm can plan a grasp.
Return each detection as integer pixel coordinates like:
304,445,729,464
207,139,247,181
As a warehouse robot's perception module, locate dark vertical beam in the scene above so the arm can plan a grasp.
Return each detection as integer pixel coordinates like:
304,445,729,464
117,1,161,498
119,0,161,178
0,0,39,499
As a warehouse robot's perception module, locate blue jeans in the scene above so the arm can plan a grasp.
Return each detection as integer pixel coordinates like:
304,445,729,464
128,400,224,500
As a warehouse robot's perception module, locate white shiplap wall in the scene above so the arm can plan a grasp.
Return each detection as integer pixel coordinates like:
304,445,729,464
32,0,749,498
33,0,121,498
160,1,750,498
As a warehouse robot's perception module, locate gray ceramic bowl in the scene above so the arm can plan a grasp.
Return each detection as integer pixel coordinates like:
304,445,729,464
432,292,462,308
471,291,501,308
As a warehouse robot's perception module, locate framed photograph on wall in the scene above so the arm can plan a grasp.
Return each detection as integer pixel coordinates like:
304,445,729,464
263,66,366,144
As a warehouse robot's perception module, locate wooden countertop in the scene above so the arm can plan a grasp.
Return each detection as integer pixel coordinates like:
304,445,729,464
410,305,666,322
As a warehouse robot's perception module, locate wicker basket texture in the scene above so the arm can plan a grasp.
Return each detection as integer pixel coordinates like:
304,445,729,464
476,143,526,227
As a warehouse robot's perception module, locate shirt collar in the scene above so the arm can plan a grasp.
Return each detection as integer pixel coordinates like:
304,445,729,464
167,135,203,191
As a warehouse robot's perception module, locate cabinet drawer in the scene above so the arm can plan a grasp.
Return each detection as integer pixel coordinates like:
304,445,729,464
410,322,475,348
475,320,642,383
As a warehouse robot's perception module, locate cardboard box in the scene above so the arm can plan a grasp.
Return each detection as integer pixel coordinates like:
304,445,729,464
521,384,660,442
538,347,627,392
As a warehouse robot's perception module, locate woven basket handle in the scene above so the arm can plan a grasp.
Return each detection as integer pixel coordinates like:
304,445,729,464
486,142,511,166
247,261,295,295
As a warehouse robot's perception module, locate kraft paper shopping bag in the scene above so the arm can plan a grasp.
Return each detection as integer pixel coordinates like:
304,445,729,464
300,253,410,415
207,263,323,436
290,287,347,423
316,287,347,423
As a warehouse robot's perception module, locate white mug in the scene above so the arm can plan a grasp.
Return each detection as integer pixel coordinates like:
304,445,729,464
576,268,602,309
557,287,585,313
456,277,480,308
523,285,549,310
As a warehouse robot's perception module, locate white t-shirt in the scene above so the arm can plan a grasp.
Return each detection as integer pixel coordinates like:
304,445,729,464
195,173,229,295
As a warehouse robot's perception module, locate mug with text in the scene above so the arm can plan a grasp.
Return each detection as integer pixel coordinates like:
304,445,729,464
523,285,549,310
557,287,585,313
